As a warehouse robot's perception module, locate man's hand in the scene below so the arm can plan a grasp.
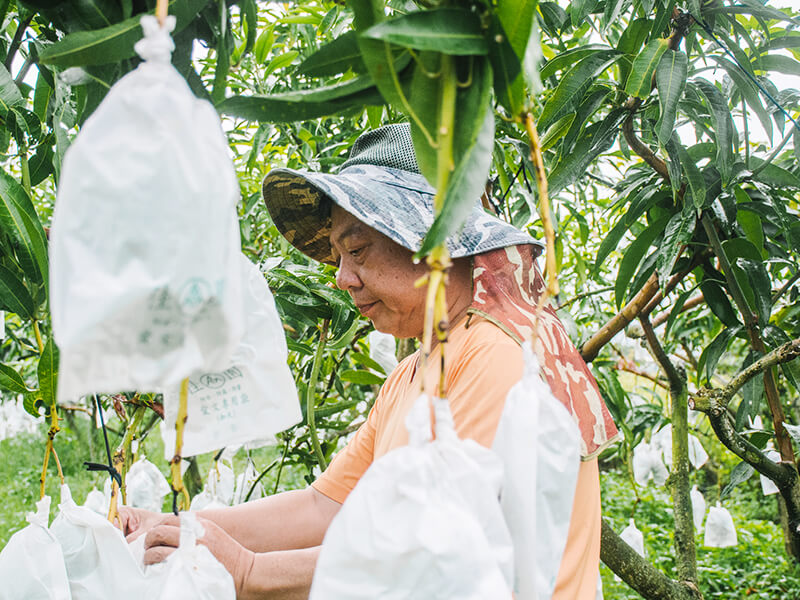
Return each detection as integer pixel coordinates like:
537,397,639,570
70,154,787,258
118,506,169,542
143,516,255,597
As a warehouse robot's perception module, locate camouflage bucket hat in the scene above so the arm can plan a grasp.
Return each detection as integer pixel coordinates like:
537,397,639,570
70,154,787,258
261,123,541,265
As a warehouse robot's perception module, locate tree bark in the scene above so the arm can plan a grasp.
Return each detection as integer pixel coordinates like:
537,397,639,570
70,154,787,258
601,520,702,600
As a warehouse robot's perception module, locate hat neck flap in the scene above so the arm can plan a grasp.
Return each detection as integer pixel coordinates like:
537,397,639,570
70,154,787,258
468,244,620,459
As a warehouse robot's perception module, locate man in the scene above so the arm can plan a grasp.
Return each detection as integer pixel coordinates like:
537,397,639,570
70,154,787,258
121,123,619,599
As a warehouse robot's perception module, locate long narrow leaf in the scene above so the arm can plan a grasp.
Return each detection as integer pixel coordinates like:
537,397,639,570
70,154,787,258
693,79,735,184
39,0,209,67
363,8,487,55
0,264,35,318
615,215,669,308
0,170,49,286
655,49,687,145
298,32,366,77
218,75,386,122
539,50,619,130
675,142,706,209
37,338,59,407
418,60,493,256
0,363,29,394
625,38,669,99
548,109,625,194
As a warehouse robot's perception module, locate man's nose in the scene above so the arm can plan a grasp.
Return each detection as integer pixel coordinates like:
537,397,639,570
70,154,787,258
335,259,361,291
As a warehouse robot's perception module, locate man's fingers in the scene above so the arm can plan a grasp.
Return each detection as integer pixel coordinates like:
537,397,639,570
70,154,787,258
143,546,175,566
144,524,181,552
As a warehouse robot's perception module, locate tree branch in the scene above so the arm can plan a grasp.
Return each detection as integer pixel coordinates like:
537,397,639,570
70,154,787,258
689,338,800,410
580,274,660,362
701,214,795,465
688,401,800,557
640,316,698,585
652,294,705,328
601,519,702,600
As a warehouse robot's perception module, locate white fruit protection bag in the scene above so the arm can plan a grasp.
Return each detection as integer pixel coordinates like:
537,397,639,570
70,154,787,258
492,344,581,600
50,15,243,402
161,256,300,458
704,502,738,548
50,485,144,600
126,457,171,512
0,496,72,600
310,394,514,600
145,513,236,600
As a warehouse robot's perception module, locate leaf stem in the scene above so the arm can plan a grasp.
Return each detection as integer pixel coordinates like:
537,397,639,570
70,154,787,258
169,378,191,514
32,319,44,353
307,320,329,470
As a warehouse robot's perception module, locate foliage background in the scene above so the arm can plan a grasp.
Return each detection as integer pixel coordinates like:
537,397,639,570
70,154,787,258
0,0,799,597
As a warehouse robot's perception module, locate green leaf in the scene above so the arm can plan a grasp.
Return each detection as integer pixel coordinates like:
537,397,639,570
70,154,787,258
497,0,537,61
540,44,612,80
488,17,527,116
363,8,487,55
217,75,385,122
39,0,209,67
615,216,669,308
571,0,597,27
264,51,299,78
548,109,625,195
37,337,59,407
418,59,493,256
700,280,740,328
351,351,387,375
754,54,800,76
241,0,257,58
254,26,274,64
736,258,772,326
539,3,568,36
211,1,232,104
786,423,800,448
0,63,23,117
539,50,619,130
665,286,699,336
693,80,735,183
736,200,764,255
712,56,773,143
674,142,706,209
298,32,366,77
0,363,30,393
655,49,687,146
0,264,35,318
735,350,763,431
720,461,755,500
698,325,741,384
539,113,575,152
340,369,384,385
656,206,695,286
749,158,800,188
23,392,45,419
408,51,442,184
625,38,669,99
0,169,49,286
707,2,799,24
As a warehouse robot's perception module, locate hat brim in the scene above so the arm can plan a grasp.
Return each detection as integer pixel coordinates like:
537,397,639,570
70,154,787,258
262,164,541,265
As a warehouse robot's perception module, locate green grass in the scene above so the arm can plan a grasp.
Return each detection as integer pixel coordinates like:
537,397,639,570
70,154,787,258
600,467,800,599
0,412,307,547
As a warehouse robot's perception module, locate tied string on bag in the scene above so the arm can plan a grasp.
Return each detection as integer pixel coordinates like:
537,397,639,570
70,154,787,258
84,394,123,520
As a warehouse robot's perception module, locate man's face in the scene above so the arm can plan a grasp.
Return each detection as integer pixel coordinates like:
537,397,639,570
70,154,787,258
330,204,429,339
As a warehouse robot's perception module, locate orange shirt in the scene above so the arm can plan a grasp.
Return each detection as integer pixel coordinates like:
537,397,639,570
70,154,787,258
312,316,601,599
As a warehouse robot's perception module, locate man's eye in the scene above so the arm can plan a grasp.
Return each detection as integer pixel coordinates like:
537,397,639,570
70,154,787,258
349,247,364,257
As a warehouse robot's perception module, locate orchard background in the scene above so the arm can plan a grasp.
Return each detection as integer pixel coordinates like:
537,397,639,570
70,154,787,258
1,0,800,598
